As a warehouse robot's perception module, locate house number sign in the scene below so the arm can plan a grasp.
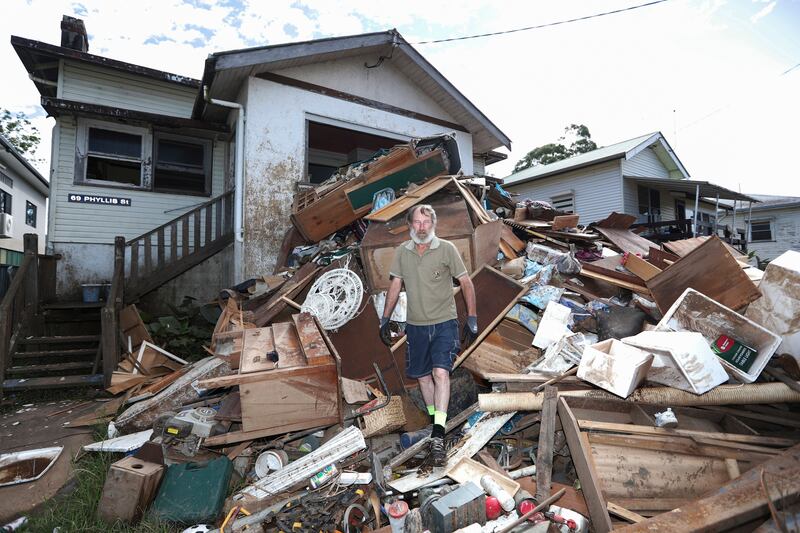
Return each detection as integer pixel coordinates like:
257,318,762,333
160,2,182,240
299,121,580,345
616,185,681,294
68,193,132,206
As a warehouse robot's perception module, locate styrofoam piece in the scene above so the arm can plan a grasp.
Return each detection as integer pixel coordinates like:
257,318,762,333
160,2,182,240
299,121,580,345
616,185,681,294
234,426,366,501
83,429,153,452
577,339,653,398
532,301,571,349
745,250,800,362
623,331,729,394
660,288,782,383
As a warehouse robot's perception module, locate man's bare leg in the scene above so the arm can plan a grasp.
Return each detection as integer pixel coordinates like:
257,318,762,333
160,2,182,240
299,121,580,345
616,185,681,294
432,368,450,415
418,374,435,408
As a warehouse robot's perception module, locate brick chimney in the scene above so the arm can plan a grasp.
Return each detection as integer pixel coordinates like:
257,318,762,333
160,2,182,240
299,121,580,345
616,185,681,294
60,15,88,52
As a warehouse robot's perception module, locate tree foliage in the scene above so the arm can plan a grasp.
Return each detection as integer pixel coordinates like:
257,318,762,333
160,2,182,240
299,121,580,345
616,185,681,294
0,108,41,156
513,124,598,173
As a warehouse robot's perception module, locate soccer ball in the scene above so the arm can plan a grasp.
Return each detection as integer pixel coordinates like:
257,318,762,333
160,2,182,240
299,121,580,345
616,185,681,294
181,525,213,533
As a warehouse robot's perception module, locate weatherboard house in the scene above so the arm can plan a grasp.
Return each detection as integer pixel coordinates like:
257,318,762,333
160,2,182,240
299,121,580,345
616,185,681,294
11,16,510,304
502,132,757,248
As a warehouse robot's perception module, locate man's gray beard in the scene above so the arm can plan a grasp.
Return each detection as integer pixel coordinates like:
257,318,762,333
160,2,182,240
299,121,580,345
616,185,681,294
410,227,435,245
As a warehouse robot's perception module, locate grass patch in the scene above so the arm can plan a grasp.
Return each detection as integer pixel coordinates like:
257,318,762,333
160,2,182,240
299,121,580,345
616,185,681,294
24,448,181,533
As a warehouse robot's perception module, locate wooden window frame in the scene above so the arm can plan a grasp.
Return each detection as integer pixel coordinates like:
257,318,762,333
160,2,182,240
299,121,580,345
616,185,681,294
550,191,575,214
749,219,774,243
76,118,151,191
152,132,213,197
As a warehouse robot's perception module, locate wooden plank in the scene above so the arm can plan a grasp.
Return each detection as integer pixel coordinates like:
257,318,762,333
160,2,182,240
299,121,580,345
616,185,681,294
698,406,800,429
144,235,152,274
552,215,579,231
156,227,165,268
593,227,656,256
292,312,332,366
239,327,277,374
578,420,797,447
596,212,637,229
364,176,453,222
204,202,212,246
249,262,321,327
535,386,558,501
664,236,746,260
472,220,503,269
578,267,650,294
557,397,614,533
645,236,762,313
215,196,223,240
271,321,306,368
205,418,334,446
586,432,774,463
182,217,189,258
580,254,644,285
607,502,646,523
501,224,525,253
612,498,690,512
130,240,139,281
647,246,679,269
462,319,537,378
623,253,662,282
193,209,201,252
170,222,177,263
615,444,800,532
453,178,491,224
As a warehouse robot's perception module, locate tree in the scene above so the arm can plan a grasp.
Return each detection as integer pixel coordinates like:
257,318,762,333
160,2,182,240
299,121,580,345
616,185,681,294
0,108,41,156
513,123,598,173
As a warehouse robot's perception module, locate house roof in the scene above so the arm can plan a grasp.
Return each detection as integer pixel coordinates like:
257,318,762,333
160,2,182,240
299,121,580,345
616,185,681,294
624,176,759,204
10,36,200,100
503,131,689,187
193,30,511,153
725,194,800,211
0,134,49,195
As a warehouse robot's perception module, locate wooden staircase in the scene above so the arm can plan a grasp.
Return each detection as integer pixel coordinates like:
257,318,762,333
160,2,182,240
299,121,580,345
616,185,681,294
1,192,234,398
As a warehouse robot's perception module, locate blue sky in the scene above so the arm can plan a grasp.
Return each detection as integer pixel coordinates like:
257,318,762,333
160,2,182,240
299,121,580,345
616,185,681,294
1,0,799,195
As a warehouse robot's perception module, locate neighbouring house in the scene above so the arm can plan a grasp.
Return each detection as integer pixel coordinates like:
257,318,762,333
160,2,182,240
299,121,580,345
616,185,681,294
0,134,48,297
502,131,757,248
718,194,800,264
12,16,510,304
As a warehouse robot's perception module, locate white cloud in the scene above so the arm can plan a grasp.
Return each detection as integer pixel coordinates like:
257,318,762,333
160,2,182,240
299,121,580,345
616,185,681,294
0,0,798,196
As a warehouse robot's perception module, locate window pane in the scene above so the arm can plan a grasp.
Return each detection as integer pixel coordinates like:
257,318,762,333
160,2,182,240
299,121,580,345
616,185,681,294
88,128,141,158
25,201,36,227
0,190,10,215
751,222,772,241
87,156,141,185
157,138,204,168
153,169,205,193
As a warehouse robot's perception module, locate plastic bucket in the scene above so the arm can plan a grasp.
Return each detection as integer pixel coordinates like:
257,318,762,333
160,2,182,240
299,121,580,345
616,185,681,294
82,284,103,303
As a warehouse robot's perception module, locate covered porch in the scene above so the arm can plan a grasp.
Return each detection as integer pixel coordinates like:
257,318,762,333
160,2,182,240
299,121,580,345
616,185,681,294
624,176,759,252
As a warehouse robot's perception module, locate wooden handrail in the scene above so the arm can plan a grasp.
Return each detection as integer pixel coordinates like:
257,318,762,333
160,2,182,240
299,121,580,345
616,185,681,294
101,236,125,388
127,190,234,245
126,189,235,302
0,234,39,398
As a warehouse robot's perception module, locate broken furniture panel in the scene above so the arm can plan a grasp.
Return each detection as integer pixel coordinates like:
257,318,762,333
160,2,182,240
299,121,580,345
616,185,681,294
462,318,537,378
360,193,476,293
745,250,800,362
580,254,646,287
560,396,784,526
645,236,761,313
622,253,662,282
658,288,781,383
248,262,321,326
647,246,679,270
364,175,454,223
663,235,747,261
199,316,341,439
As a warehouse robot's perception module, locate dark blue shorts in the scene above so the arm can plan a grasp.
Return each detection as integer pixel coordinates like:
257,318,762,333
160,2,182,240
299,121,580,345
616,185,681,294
405,319,460,379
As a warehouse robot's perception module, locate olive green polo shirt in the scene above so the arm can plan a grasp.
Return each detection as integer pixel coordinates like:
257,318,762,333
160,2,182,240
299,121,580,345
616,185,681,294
389,236,468,326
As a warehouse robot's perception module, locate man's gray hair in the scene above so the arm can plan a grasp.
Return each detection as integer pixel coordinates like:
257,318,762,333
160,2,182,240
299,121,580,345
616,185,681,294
406,204,437,225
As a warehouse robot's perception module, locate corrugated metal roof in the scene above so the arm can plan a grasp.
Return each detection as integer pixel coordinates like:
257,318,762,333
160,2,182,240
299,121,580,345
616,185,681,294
624,176,758,203
195,30,510,153
503,132,687,187
725,194,800,211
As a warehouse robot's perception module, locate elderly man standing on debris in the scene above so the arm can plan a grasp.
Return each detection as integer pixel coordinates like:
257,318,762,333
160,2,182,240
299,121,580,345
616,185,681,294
380,204,478,466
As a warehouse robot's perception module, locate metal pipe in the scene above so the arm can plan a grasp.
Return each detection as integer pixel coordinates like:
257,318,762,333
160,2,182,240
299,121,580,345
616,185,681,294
747,201,753,246
714,194,719,235
205,88,245,282
478,382,800,412
732,199,737,245
693,183,700,237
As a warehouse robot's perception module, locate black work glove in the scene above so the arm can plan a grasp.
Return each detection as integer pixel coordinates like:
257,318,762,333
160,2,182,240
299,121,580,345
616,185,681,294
461,316,478,346
379,316,393,347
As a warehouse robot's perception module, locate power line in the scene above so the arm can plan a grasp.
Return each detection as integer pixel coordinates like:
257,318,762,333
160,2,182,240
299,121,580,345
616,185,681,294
414,0,669,45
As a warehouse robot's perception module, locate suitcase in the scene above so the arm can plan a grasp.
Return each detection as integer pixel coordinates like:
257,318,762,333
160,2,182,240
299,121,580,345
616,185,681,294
149,456,232,524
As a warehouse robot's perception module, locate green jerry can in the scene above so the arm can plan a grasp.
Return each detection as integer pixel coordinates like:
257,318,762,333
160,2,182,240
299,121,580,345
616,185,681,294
149,456,233,524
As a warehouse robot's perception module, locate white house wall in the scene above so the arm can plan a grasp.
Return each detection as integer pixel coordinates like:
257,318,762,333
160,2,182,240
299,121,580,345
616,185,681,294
504,160,623,224
242,75,474,276
0,161,47,255
722,207,800,261
273,54,459,124
61,61,196,117
622,147,671,179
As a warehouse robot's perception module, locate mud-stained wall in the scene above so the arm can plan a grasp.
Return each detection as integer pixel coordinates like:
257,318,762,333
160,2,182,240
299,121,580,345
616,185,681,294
242,75,475,277
53,242,232,306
